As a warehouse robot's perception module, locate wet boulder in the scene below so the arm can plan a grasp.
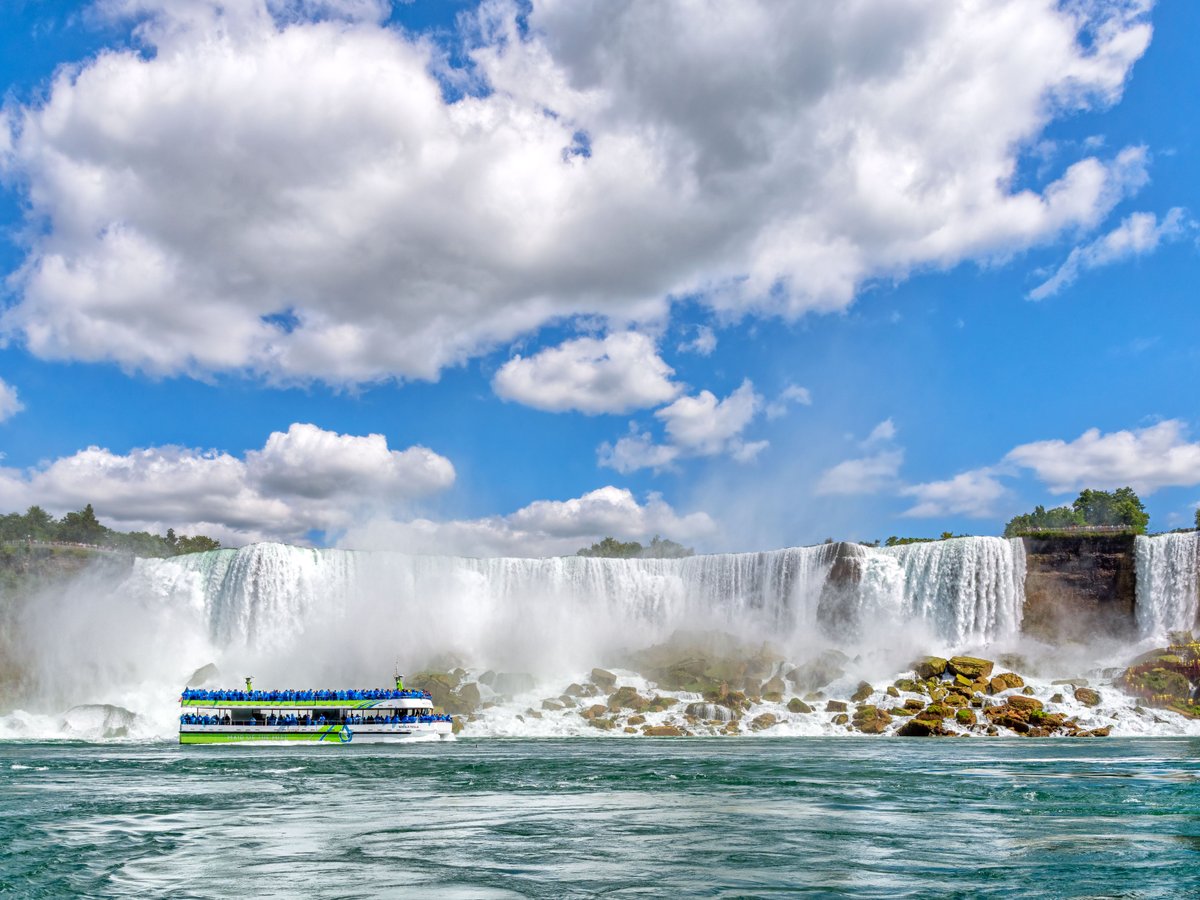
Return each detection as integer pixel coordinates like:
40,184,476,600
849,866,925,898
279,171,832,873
643,725,686,737
589,668,618,691
988,672,1025,694
850,682,874,702
947,656,994,681
607,686,650,712
898,718,945,737
1073,687,1101,707
185,663,221,687
824,700,848,713
913,657,947,679
750,713,778,731
787,698,813,714
851,706,892,734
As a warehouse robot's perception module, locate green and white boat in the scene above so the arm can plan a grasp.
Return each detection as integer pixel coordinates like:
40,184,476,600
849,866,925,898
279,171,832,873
178,674,453,745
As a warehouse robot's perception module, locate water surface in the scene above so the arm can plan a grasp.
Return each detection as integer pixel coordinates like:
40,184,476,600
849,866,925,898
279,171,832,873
2,737,1198,897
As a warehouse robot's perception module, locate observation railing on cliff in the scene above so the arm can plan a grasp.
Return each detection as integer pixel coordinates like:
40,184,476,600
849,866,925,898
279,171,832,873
1009,525,1135,536
0,539,131,556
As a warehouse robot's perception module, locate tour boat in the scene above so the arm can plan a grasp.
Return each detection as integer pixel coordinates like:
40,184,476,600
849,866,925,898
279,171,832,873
178,674,454,744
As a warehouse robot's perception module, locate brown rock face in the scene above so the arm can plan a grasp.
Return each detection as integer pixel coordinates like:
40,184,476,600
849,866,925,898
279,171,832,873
750,713,778,731
1007,695,1043,712
590,668,618,690
850,682,874,702
898,718,945,737
824,700,848,713
988,673,1025,694
643,725,685,737
1074,687,1102,707
1021,535,1136,640
914,657,948,679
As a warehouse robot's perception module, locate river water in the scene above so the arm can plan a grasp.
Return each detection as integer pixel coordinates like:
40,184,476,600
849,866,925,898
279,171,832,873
3,737,1198,898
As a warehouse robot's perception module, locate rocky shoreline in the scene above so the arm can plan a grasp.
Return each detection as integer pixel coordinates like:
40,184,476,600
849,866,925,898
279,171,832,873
408,631,1200,739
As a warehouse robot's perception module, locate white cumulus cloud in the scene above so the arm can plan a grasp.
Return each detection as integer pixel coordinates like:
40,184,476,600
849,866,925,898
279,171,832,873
492,331,679,414
0,0,1154,384
338,486,716,557
1004,419,1200,494
0,423,454,544
0,378,24,422
1030,207,1190,299
900,469,1009,518
814,450,905,497
599,379,766,473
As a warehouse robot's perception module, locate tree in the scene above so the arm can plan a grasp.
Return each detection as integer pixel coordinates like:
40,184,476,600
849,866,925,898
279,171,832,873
644,535,694,558
1003,504,1083,536
175,534,221,555
1195,507,1199,531
57,504,108,544
1072,487,1149,534
577,537,644,558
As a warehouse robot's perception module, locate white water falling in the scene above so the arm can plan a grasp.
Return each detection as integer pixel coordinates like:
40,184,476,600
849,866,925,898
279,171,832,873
1135,532,1200,639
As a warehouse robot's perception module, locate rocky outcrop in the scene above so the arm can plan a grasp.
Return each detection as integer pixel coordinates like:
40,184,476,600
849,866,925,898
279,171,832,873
1118,634,1200,716
1021,534,1136,640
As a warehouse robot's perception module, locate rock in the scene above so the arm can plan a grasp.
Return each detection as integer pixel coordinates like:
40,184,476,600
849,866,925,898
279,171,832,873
988,673,1025,694
1050,693,1065,703
898,718,943,737
643,725,685,737
627,714,646,726
185,663,221,687
587,717,615,730
786,650,849,692
590,668,618,690
915,703,951,721
564,683,588,696
944,693,968,708
457,682,482,710
623,727,637,734
787,698,813,714
451,717,466,735
852,705,892,734
580,704,608,719
750,713,777,731
478,670,497,686
557,695,577,708
524,709,543,720
1052,678,1089,687
832,714,849,726
914,657,947,679
886,686,900,698
60,704,138,739
1008,695,1043,711
1081,726,1112,737
824,700,848,713
850,682,873,702
955,708,976,726
541,699,564,711
607,686,650,711
903,698,925,711
1073,687,1101,707
947,656,994,681
893,678,919,693
647,696,677,712
763,675,787,695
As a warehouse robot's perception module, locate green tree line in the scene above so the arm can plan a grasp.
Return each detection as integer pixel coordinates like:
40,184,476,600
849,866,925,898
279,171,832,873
0,504,220,557
1003,487,1150,537
577,535,695,559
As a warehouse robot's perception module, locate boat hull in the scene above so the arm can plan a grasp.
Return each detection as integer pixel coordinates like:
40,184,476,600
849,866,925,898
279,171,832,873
179,723,453,745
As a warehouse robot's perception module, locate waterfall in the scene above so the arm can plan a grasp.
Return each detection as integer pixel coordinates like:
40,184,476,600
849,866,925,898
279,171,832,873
134,536,1025,666
1135,532,1200,639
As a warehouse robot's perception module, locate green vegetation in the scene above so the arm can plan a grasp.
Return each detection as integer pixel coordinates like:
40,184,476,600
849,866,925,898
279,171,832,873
0,504,220,558
882,533,967,547
1195,507,1200,530
576,535,694,559
1003,487,1149,537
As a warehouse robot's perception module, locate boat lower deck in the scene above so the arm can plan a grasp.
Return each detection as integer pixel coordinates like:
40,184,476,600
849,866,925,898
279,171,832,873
179,723,453,744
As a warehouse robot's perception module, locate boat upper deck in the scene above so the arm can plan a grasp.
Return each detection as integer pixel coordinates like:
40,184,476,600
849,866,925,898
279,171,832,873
180,687,434,709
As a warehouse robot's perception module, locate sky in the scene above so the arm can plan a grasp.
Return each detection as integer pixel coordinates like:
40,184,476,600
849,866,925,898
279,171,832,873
0,0,1197,556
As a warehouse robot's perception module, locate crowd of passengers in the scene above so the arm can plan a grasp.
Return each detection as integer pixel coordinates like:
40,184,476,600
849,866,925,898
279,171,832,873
180,712,453,726
180,687,432,702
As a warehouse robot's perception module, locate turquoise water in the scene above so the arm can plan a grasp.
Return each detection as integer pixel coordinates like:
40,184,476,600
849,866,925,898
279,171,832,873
2,738,1198,898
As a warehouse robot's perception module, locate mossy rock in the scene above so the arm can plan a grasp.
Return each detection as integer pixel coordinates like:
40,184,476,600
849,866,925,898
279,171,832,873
787,698,813,714
750,713,778,731
763,675,787,695
627,714,646,726
955,708,976,726
913,657,947,679
832,713,849,726
763,692,784,703
824,700,848,713
541,699,564,711
852,705,892,734
898,718,943,737
947,656,994,680
893,678,919,693
647,695,677,712
587,716,616,730
886,686,900,698
580,704,608,719
916,703,950,721
903,698,925,711
1008,695,1043,711
607,686,649,711
623,726,637,734
850,682,874,702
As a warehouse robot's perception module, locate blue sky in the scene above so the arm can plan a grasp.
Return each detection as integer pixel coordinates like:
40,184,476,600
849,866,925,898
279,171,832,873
0,0,1197,554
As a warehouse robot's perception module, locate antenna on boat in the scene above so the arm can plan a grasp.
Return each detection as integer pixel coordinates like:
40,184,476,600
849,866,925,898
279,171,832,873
245,675,253,692
393,662,403,691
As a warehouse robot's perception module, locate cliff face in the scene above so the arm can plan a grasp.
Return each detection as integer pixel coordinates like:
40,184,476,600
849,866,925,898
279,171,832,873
1021,535,1137,640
